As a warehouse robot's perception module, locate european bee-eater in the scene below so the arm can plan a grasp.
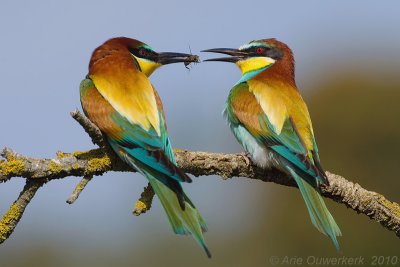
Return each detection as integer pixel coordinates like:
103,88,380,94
80,37,210,257
203,39,341,250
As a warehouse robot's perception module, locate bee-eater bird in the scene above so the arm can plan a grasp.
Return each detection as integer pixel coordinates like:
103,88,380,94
203,39,341,250
79,37,210,257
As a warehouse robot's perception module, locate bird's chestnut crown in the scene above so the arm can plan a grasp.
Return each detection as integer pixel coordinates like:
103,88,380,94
89,37,198,77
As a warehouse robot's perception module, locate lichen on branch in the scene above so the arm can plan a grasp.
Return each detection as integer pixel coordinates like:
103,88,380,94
0,110,399,245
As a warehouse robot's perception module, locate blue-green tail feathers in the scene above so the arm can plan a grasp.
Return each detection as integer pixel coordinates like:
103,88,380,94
270,144,341,251
109,141,211,258
145,173,211,258
271,145,325,188
287,166,342,251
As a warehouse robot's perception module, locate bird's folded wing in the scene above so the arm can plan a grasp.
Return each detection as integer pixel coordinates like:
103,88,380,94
227,82,326,185
80,78,190,183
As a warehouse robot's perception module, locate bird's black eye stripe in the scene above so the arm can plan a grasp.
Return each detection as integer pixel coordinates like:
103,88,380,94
245,46,283,60
129,47,156,59
245,46,270,56
139,48,148,56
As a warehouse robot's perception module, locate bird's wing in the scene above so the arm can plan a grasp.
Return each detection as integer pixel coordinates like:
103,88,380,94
152,87,177,164
89,65,161,136
226,82,327,185
80,78,190,183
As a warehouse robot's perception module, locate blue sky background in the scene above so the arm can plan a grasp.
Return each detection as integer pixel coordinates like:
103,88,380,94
1,1,399,266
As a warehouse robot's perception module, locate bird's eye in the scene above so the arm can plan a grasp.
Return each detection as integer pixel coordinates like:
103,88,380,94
139,48,148,57
255,47,265,54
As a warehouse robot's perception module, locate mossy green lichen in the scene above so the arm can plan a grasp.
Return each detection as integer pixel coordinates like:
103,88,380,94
0,155,25,176
172,148,185,153
75,184,85,191
48,161,63,174
71,149,112,175
85,157,112,174
56,151,68,159
0,203,22,242
379,196,400,218
72,163,81,170
133,200,148,215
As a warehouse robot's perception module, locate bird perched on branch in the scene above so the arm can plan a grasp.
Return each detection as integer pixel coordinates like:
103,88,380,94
203,39,341,250
79,37,210,257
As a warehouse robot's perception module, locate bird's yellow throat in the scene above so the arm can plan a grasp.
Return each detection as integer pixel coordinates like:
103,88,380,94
236,56,275,75
134,56,162,77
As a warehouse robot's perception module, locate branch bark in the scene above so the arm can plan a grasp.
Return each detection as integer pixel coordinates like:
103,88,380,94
0,110,399,245
0,179,45,243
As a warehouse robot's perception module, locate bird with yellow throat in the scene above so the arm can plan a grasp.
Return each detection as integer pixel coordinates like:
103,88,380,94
80,37,210,257
203,39,341,250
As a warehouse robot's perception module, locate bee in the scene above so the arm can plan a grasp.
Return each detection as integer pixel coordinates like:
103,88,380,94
184,55,200,69
184,45,200,69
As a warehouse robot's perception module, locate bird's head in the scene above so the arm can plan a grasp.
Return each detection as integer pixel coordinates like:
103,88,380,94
203,38,294,82
89,37,199,77
128,41,200,76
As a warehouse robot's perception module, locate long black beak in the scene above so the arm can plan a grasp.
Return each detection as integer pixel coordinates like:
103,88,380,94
157,52,199,65
201,48,246,63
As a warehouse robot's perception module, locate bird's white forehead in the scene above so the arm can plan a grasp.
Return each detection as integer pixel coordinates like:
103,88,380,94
239,42,265,50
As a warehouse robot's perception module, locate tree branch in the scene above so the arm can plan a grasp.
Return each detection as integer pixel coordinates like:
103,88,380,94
133,183,155,216
0,110,399,245
66,175,93,204
70,109,106,148
0,179,45,243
